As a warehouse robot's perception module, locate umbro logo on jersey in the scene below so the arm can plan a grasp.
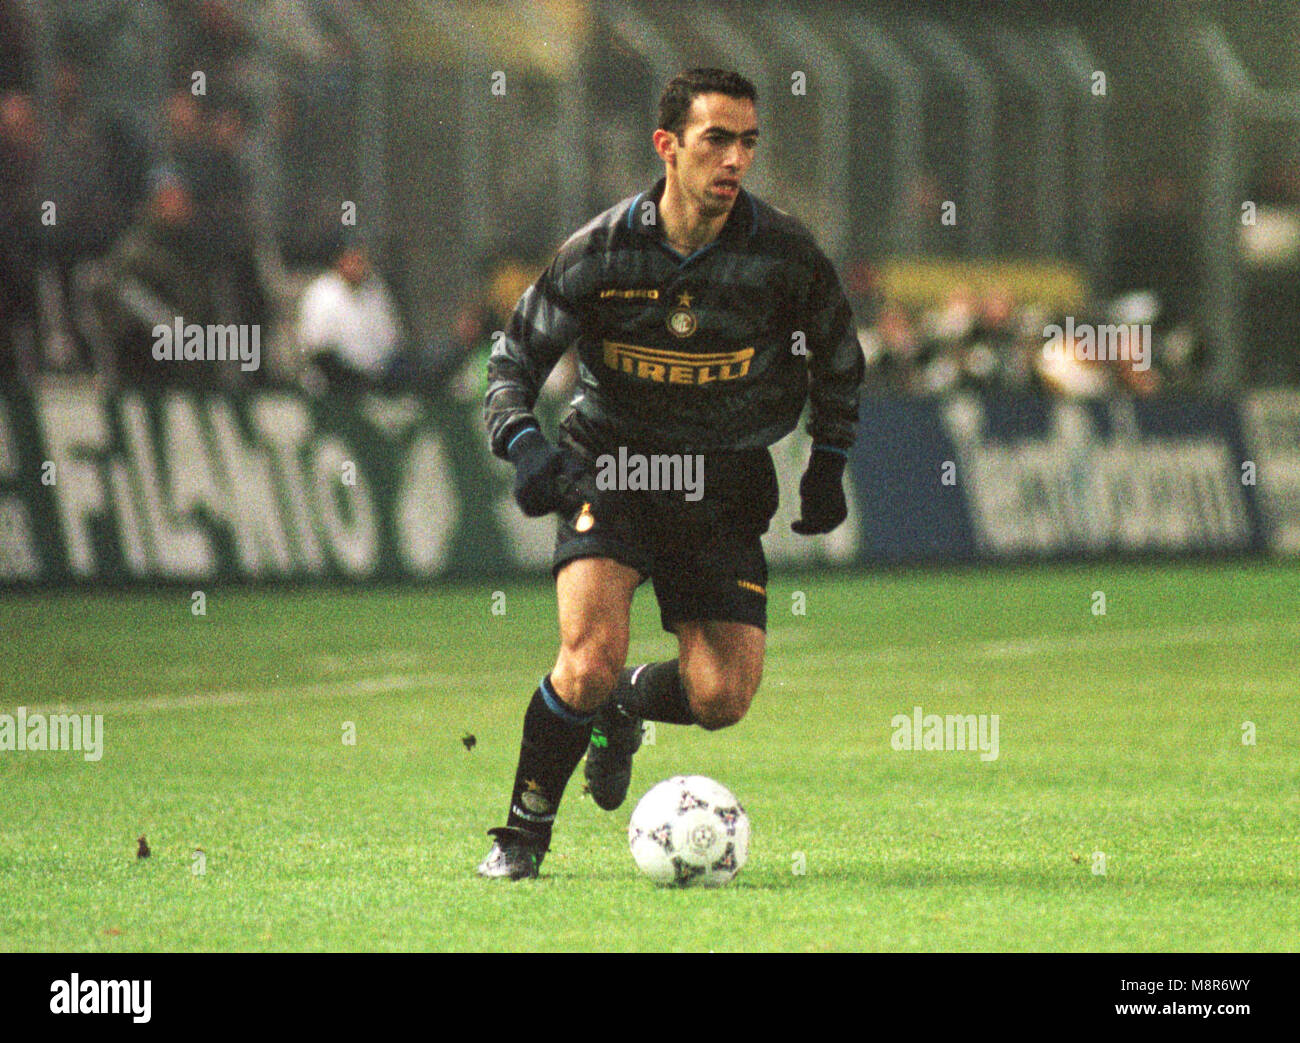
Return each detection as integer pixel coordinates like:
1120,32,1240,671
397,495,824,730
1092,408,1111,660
598,287,661,300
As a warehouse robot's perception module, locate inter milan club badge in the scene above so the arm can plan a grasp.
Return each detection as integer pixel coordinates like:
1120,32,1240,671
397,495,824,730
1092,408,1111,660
666,291,698,338
575,502,595,533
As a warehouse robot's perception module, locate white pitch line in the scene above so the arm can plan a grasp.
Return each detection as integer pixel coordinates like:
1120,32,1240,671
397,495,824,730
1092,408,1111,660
968,619,1290,661
777,618,1298,667
13,620,1295,718
20,671,472,717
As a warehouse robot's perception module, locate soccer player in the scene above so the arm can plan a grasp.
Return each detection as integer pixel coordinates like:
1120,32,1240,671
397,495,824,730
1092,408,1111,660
478,69,864,878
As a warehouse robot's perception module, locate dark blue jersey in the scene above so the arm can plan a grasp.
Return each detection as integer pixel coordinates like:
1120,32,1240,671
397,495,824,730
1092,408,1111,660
485,177,864,457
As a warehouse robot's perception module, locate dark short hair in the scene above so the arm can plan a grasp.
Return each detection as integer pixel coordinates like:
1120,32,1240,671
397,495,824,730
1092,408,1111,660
657,68,757,137
324,228,366,262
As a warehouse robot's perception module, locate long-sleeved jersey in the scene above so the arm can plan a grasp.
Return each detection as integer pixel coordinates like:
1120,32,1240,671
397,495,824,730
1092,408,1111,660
484,177,864,458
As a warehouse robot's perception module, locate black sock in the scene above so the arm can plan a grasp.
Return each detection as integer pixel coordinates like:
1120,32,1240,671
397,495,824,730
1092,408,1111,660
614,659,696,724
504,675,594,847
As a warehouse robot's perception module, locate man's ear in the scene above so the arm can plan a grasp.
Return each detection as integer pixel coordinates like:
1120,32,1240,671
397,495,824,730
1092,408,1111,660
652,128,678,165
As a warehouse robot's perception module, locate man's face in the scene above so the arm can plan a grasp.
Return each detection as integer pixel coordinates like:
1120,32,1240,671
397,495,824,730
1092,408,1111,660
165,91,203,142
0,92,40,151
337,247,369,286
211,108,246,152
664,92,758,218
152,182,193,227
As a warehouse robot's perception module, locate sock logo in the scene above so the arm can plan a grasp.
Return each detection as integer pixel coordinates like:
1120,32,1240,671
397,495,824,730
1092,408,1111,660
519,779,552,815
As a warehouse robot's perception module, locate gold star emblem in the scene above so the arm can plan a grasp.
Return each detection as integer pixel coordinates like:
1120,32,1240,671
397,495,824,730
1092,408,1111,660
677,291,693,307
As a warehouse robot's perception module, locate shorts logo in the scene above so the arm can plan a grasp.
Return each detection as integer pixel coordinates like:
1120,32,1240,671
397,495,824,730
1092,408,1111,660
575,502,595,533
666,292,698,338
736,579,766,596
602,341,754,385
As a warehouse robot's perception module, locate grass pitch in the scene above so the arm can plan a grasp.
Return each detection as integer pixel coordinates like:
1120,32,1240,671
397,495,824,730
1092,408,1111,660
1,561,1297,952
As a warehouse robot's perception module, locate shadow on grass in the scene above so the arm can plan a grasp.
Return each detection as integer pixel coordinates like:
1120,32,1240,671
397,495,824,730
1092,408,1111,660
536,863,1300,893
527,865,801,891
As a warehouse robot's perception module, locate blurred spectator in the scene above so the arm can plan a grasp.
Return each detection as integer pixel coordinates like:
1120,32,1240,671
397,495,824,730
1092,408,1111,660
0,0,30,93
860,303,917,382
53,0,155,207
296,236,404,394
45,61,120,258
162,90,213,197
904,171,952,256
423,302,495,400
858,277,1199,399
0,90,43,381
90,168,223,386
1033,309,1117,399
166,0,251,84
36,64,124,375
177,90,269,342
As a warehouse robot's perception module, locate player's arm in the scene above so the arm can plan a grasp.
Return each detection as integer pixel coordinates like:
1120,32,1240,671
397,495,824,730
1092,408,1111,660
792,251,865,535
484,253,588,517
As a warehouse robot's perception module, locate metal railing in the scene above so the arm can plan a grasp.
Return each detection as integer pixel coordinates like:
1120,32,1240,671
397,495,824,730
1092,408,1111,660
7,0,1294,391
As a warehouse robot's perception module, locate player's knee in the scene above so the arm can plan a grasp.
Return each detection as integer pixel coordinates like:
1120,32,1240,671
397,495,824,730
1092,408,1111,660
688,680,754,731
683,656,761,730
552,648,622,713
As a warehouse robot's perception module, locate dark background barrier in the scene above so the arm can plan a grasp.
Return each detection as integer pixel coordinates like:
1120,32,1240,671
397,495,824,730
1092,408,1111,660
2,386,1290,587
853,394,1267,562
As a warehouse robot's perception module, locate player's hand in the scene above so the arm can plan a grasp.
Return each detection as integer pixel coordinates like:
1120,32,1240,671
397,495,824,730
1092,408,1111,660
507,427,585,517
791,446,849,535
553,455,598,520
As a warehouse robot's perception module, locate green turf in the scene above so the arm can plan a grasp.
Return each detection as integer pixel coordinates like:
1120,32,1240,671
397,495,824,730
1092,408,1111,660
1,560,1298,952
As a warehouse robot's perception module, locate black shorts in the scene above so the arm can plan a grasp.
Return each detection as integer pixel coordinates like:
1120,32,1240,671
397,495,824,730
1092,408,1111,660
552,412,778,632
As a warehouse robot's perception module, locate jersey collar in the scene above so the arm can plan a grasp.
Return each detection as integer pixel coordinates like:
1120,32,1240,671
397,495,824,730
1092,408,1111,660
625,176,757,246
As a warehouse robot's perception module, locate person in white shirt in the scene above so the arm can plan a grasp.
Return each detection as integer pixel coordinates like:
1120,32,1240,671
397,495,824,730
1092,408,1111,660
296,237,403,390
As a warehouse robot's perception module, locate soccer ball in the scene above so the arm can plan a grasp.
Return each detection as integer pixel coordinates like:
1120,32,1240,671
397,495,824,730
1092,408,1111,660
627,775,750,887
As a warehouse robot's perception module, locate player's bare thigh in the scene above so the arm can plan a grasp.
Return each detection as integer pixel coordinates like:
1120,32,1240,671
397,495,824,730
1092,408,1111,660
550,557,642,714
675,621,765,731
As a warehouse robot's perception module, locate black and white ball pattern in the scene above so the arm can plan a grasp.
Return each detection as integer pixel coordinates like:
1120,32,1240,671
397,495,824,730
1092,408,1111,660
628,775,750,887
